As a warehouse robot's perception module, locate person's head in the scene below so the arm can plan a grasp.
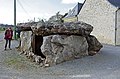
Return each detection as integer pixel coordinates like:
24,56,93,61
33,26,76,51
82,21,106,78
8,27,12,30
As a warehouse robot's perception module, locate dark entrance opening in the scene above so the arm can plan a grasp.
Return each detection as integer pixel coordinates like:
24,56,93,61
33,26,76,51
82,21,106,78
31,34,46,58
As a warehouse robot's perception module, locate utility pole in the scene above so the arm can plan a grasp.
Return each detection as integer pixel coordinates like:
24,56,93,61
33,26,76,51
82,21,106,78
14,0,16,39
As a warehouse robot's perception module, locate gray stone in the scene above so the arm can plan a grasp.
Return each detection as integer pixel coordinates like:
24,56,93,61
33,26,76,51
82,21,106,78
31,21,93,36
20,31,32,54
86,35,103,56
41,35,88,66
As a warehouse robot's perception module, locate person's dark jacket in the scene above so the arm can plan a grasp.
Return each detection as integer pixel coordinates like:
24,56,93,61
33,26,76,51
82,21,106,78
4,29,13,40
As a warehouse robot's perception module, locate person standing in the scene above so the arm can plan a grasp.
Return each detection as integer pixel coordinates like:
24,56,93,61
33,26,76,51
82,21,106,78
4,27,13,50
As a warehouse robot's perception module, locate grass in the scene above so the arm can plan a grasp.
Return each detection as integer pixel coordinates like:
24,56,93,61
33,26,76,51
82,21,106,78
0,30,4,33
3,52,40,71
5,57,26,70
0,29,5,31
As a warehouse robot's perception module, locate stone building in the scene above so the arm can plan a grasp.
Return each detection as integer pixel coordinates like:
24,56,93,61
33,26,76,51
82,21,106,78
78,0,120,45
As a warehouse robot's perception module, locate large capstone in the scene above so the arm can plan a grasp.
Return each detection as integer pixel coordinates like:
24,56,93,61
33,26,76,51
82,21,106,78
31,21,93,36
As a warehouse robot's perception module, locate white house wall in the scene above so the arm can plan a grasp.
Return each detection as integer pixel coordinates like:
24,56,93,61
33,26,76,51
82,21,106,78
78,0,117,45
116,9,120,45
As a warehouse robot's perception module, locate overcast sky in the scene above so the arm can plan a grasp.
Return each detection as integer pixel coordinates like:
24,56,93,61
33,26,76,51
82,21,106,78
0,0,85,24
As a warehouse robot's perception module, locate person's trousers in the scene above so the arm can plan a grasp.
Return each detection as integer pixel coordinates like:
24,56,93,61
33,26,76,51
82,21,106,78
5,39,11,49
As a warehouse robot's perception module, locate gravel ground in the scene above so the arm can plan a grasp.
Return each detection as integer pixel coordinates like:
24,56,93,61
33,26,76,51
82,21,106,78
0,31,120,79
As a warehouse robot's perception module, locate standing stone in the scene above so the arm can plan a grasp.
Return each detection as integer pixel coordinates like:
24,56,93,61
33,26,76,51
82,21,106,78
86,35,103,56
41,35,88,66
20,31,32,54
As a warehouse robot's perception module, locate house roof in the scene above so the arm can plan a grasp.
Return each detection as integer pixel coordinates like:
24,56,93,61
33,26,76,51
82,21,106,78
64,2,84,18
108,0,120,8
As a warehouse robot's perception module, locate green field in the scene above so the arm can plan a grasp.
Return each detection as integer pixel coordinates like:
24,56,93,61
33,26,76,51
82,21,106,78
0,28,5,31
0,30,4,33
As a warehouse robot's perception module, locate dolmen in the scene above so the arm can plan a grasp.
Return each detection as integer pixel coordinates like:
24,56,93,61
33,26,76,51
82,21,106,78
17,20,103,67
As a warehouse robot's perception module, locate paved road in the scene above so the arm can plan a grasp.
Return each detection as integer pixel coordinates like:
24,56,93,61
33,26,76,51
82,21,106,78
0,31,120,79
0,31,4,42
